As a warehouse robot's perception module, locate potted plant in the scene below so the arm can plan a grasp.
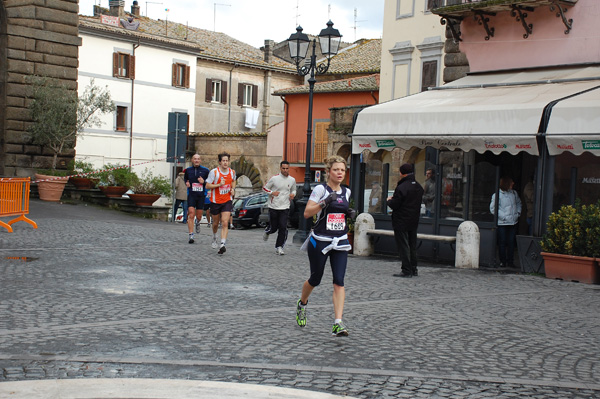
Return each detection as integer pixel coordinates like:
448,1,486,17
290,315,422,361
128,169,171,206
28,77,113,201
540,200,600,284
68,160,99,189
97,164,138,198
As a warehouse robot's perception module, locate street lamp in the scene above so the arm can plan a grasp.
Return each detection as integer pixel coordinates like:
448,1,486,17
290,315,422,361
287,21,342,243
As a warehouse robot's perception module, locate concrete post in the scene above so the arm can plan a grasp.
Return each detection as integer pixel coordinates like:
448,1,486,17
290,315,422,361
456,221,480,268
354,213,375,256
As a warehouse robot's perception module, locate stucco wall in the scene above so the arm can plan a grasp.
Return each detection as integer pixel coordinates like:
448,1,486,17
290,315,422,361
460,0,600,72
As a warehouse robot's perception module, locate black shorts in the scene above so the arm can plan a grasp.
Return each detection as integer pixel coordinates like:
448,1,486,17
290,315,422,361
210,201,233,215
187,193,205,210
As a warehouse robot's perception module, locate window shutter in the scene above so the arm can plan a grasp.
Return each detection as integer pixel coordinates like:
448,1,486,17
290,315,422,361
205,79,212,102
237,83,243,106
221,80,227,104
113,52,118,77
252,84,258,108
184,66,190,88
129,55,136,79
313,122,329,163
421,61,437,92
172,63,177,86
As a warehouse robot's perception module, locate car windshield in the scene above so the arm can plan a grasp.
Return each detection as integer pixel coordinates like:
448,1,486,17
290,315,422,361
232,198,243,209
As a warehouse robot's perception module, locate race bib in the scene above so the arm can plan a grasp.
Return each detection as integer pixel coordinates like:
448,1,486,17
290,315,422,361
192,183,203,192
326,213,346,231
219,184,231,195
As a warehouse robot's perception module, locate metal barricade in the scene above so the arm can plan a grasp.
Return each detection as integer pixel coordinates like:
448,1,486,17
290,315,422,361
0,177,38,233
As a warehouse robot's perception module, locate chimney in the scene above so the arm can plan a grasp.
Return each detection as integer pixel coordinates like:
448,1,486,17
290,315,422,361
131,0,140,16
109,0,125,17
264,39,274,63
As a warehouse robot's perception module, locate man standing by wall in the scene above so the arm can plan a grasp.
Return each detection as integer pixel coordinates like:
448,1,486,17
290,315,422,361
184,154,210,244
263,161,296,255
387,163,424,278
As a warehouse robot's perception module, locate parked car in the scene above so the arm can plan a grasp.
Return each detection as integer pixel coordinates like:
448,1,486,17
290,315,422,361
232,192,269,228
260,182,320,229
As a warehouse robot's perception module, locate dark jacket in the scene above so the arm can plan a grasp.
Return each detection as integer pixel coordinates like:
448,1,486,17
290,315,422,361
387,174,424,231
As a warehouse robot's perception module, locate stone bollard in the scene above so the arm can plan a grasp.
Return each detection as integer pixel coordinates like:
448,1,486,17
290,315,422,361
456,221,480,268
354,213,375,256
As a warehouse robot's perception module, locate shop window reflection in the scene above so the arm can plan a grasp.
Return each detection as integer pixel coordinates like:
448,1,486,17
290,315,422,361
439,151,465,220
554,152,600,210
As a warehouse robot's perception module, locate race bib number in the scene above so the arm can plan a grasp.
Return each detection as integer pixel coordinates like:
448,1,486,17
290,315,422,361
192,183,203,192
219,184,231,195
326,213,346,231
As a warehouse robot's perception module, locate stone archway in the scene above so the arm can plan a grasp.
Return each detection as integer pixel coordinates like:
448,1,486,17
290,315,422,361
231,155,263,196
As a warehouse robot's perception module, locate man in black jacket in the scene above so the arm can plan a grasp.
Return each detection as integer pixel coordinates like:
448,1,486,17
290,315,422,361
387,163,424,278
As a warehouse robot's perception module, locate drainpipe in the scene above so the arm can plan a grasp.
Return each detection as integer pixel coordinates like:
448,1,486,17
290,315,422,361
281,96,289,160
370,90,378,104
129,40,140,169
228,62,238,132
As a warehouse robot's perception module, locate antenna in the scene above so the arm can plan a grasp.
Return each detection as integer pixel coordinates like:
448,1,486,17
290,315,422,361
353,7,367,42
295,0,301,26
214,3,231,32
328,4,331,20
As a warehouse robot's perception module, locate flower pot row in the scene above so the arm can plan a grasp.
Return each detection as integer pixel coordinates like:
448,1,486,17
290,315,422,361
541,252,600,284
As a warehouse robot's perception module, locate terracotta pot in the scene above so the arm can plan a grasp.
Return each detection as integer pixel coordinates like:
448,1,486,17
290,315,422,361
69,177,96,189
541,252,599,284
128,193,161,206
99,186,128,198
35,173,68,202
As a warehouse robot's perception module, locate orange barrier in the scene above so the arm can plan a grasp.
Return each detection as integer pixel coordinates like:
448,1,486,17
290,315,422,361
0,177,38,233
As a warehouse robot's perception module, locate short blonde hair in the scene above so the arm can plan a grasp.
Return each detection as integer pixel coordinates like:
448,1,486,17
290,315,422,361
324,155,346,171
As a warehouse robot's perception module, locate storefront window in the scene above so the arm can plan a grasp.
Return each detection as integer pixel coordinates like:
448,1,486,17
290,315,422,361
469,152,497,223
439,151,465,220
554,152,600,210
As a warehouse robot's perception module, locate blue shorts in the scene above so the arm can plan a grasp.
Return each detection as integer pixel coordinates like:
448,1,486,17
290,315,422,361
306,237,349,287
187,193,205,210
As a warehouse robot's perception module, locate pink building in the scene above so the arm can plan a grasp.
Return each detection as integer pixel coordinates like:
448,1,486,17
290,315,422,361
352,0,600,268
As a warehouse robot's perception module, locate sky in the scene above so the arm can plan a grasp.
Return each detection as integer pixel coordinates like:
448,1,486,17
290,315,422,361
78,0,384,48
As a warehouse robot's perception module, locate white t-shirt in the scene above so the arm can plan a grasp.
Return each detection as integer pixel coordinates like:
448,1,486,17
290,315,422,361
263,174,297,210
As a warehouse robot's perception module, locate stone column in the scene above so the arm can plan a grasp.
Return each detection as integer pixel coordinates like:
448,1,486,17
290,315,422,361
354,212,375,256
456,221,480,268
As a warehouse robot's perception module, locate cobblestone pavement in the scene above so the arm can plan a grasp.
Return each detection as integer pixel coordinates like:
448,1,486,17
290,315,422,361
1,200,600,398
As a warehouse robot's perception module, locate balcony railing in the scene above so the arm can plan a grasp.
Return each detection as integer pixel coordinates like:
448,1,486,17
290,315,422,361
286,142,329,164
432,0,577,41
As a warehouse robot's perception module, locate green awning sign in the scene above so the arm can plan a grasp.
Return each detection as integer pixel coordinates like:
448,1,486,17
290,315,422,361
582,140,600,150
376,140,395,148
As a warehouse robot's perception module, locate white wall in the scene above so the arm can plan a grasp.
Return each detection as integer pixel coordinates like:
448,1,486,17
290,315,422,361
77,33,197,181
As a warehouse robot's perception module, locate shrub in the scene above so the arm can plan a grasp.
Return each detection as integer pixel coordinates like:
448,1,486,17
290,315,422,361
130,169,172,197
541,200,600,258
97,164,138,188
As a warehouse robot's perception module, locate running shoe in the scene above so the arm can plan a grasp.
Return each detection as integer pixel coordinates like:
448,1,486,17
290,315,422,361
331,321,349,337
211,239,218,249
276,247,285,255
296,299,306,327
218,244,226,254
263,231,269,241
189,237,194,244
195,221,201,233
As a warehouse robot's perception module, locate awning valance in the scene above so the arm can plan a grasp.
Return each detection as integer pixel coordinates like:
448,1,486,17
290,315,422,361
546,86,600,156
352,67,600,156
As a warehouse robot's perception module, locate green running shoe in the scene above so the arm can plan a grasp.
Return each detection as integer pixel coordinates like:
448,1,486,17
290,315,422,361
331,321,349,337
296,299,306,327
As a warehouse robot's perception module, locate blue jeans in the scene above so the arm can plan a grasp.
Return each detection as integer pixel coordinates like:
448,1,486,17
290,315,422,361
497,224,517,266
174,199,187,222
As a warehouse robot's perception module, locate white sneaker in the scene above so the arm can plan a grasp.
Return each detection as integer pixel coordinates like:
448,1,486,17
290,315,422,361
195,221,201,233
211,239,218,249
263,231,269,241
276,247,285,255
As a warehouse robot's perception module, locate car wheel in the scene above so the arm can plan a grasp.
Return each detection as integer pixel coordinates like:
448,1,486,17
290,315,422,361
257,219,267,228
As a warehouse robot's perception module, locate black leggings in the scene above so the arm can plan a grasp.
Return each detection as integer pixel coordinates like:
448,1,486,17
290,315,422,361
307,236,348,287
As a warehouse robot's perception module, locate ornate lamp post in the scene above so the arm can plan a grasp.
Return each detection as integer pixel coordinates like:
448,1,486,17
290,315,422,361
287,21,342,243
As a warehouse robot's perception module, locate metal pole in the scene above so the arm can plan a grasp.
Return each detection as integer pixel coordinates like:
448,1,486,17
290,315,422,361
293,39,318,244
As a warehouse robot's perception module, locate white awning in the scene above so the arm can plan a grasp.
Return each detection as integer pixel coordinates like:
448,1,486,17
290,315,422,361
352,67,600,156
546,86,600,156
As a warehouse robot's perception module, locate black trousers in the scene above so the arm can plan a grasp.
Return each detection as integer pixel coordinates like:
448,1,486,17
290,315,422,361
266,208,289,248
394,229,418,275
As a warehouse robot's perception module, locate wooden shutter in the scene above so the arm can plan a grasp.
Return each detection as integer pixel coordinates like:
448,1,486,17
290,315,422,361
172,63,177,86
221,80,227,104
313,122,329,163
252,84,258,108
129,55,135,79
112,52,118,77
184,65,190,88
421,60,437,92
237,83,244,106
205,78,212,102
